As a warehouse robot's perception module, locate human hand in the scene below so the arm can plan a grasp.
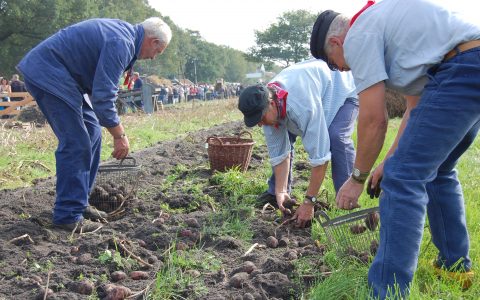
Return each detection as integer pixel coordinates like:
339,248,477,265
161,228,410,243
336,177,363,210
112,135,130,159
292,201,314,228
276,192,293,215
366,163,383,199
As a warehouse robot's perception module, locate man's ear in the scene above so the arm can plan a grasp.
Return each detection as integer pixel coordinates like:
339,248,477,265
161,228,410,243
328,36,342,47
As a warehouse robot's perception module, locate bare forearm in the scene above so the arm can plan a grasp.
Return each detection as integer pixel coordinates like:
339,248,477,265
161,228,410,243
355,82,388,172
106,124,125,139
274,155,290,195
306,163,328,196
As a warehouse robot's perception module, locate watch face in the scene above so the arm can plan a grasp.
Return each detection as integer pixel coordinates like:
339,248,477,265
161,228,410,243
353,168,360,177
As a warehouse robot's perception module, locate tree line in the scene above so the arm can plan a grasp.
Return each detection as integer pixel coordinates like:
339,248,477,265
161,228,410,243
0,0,260,83
1,1,319,83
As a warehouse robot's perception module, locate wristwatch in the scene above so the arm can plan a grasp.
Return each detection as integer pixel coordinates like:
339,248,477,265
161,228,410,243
351,167,370,184
304,195,317,204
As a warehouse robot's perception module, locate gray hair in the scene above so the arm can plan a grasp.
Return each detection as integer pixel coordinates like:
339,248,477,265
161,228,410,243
324,15,350,56
12,74,20,80
141,17,172,46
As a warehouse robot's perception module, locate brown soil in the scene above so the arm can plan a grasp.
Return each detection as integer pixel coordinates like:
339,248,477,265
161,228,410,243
0,120,327,300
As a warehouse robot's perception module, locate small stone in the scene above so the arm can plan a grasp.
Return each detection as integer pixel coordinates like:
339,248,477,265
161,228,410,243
137,239,147,247
70,246,80,255
266,236,278,248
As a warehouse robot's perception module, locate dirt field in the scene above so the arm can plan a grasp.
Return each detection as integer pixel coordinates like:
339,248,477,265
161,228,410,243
0,120,328,300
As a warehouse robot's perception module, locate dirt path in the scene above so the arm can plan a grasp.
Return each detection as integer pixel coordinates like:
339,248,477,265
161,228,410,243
0,121,326,300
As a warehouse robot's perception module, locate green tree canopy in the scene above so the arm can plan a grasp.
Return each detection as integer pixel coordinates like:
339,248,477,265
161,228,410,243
0,0,256,84
246,10,317,67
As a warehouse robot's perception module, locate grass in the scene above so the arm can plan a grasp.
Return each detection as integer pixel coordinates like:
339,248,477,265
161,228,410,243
0,99,242,190
2,99,478,299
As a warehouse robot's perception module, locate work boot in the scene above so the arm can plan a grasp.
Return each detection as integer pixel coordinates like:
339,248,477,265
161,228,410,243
433,261,474,290
257,191,277,207
54,218,103,233
83,206,108,220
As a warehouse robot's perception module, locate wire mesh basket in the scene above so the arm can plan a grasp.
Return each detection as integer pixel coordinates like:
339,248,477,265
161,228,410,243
206,131,255,172
89,157,142,216
317,207,380,260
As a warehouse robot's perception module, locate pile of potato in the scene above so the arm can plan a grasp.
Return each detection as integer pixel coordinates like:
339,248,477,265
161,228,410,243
90,181,129,213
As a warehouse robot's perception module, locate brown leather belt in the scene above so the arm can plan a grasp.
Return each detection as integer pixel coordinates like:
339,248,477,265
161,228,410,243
444,40,480,61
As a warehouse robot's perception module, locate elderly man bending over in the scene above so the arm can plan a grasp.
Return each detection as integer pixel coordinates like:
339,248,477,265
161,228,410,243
238,59,358,227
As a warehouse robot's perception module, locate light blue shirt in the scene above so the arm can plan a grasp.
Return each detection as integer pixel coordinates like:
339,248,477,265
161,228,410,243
263,59,357,167
345,0,480,96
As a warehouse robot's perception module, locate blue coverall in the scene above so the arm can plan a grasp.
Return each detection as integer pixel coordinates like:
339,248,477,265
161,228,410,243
17,19,144,225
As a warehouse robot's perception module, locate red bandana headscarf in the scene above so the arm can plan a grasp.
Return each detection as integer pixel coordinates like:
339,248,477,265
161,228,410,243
267,82,288,128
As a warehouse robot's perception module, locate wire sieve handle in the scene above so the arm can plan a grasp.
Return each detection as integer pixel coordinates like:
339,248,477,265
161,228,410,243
119,156,137,166
316,210,331,222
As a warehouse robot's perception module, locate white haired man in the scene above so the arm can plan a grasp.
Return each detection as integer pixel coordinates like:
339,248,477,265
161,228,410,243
17,17,172,232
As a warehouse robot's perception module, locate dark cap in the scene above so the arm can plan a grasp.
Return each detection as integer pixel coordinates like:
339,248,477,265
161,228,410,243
310,10,340,61
238,85,269,127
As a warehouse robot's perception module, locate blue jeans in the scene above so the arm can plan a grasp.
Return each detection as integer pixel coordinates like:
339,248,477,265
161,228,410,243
267,98,358,195
368,47,480,299
25,80,102,225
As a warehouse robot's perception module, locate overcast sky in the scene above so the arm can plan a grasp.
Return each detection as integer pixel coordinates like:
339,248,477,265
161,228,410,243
150,0,476,52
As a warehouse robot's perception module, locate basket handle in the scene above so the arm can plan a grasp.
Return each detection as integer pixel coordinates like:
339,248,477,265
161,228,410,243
206,136,224,146
119,156,137,166
237,131,252,139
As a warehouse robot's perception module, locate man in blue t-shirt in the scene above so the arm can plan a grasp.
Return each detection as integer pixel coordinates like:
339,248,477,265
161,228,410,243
311,0,479,297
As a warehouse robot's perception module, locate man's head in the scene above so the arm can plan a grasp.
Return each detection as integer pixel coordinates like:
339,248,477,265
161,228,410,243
11,74,20,81
133,72,140,80
310,10,350,71
238,85,278,127
139,17,172,60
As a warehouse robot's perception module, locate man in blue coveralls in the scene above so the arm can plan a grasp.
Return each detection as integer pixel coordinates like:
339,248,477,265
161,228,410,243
17,17,172,232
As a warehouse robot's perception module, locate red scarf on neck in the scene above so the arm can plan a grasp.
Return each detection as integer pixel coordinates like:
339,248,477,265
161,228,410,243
267,82,288,128
350,1,375,27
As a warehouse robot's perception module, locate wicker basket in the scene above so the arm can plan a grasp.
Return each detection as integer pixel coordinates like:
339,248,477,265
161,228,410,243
206,131,255,172
317,207,380,259
89,157,141,216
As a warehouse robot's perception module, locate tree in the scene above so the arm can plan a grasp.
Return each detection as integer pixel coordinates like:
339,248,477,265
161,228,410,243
247,10,317,67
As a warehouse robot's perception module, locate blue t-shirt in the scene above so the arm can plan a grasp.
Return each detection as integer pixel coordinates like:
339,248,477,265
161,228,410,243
345,0,480,95
17,18,144,127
